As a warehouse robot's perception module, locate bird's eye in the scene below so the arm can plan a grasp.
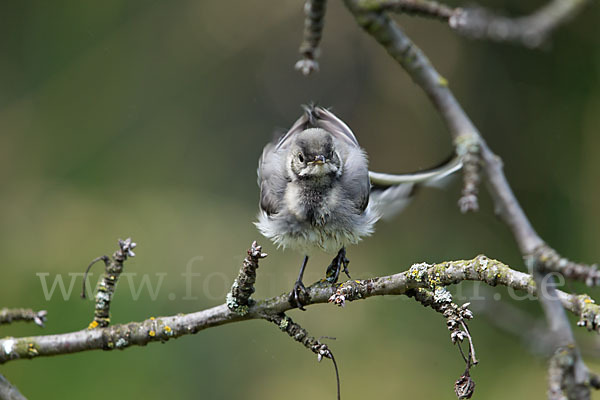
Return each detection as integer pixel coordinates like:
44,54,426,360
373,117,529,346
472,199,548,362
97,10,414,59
298,153,304,163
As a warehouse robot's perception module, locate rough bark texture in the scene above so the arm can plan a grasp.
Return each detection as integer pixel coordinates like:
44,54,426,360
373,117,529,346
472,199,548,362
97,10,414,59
2,254,599,365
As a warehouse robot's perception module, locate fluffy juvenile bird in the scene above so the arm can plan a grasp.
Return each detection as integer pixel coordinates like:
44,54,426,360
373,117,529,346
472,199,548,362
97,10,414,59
256,105,461,309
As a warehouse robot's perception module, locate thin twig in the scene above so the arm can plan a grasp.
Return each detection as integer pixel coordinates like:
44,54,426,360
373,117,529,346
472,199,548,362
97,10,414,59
358,0,592,48
80,255,109,299
263,312,341,399
296,0,328,75
404,287,476,364
449,0,592,48
0,308,47,328
459,320,477,365
534,244,600,286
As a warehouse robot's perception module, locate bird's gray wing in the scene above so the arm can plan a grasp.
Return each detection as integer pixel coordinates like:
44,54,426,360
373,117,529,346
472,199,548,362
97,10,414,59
309,106,359,147
275,111,309,150
339,145,371,214
276,105,359,150
257,142,289,216
271,104,368,214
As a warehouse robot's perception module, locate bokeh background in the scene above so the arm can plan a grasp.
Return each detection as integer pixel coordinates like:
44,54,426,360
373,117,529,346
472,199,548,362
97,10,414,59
1,0,599,398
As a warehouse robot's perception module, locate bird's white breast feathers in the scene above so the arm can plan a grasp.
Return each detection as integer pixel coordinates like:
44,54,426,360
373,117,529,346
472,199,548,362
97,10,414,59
255,206,378,254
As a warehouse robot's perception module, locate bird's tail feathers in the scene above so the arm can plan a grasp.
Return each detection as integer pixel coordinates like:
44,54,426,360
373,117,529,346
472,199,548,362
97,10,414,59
368,154,462,220
369,154,462,187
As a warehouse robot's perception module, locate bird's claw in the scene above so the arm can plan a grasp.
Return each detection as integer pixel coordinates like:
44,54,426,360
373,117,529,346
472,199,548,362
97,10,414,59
289,280,309,310
325,248,350,284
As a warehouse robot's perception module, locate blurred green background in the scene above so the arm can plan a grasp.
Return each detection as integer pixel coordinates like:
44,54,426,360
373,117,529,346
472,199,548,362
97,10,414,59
1,0,599,398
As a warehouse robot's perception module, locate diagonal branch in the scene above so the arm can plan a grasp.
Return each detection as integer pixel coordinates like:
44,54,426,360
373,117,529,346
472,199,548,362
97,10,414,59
0,373,26,400
263,312,341,399
340,3,598,396
406,287,477,363
358,0,592,48
448,0,592,48
359,0,455,20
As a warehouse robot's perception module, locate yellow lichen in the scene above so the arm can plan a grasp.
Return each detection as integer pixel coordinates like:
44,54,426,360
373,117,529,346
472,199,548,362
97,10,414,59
27,343,38,356
149,330,156,337
88,320,99,330
164,326,172,333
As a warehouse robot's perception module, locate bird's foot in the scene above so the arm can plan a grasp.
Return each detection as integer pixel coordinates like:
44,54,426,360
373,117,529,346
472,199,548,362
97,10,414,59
288,280,309,311
325,248,350,284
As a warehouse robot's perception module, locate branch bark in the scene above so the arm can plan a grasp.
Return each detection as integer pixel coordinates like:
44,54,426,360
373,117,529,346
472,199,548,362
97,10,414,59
340,2,597,396
0,373,26,400
358,0,592,47
0,309,47,328
2,254,599,365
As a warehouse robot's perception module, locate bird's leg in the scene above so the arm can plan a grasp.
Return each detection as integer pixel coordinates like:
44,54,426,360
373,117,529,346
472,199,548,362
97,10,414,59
325,247,350,284
289,255,310,310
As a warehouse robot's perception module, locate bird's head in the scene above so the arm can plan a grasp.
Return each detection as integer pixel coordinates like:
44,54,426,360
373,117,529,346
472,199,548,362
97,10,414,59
288,128,342,181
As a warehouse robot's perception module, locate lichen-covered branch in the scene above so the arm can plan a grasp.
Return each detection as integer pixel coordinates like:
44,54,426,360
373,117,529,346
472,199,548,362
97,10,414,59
3,254,597,366
262,312,332,361
263,312,341,399
407,287,478,398
534,244,600,287
346,0,599,305
455,135,481,213
84,238,136,329
406,287,476,358
549,347,572,400
357,0,591,48
0,373,26,400
341,3,598,396
226,241,267,316
0,308,47,328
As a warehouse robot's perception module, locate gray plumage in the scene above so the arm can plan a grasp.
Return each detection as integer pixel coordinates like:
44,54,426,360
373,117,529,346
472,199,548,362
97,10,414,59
256,105,462,255
256,106,376,254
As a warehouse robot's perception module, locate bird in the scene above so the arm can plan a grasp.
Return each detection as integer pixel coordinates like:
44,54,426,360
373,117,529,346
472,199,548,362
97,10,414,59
256,105,462,309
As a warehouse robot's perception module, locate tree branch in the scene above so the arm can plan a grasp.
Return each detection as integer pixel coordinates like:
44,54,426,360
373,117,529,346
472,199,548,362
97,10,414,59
357,0,592,48
0,373,26,400
359,0,455,20
263,312,341,399
339,2,598,396
449,0,592,48
226,241,267,316
0,309,47,328
82,238,136,329
2,254,599,365
295,0,328,75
